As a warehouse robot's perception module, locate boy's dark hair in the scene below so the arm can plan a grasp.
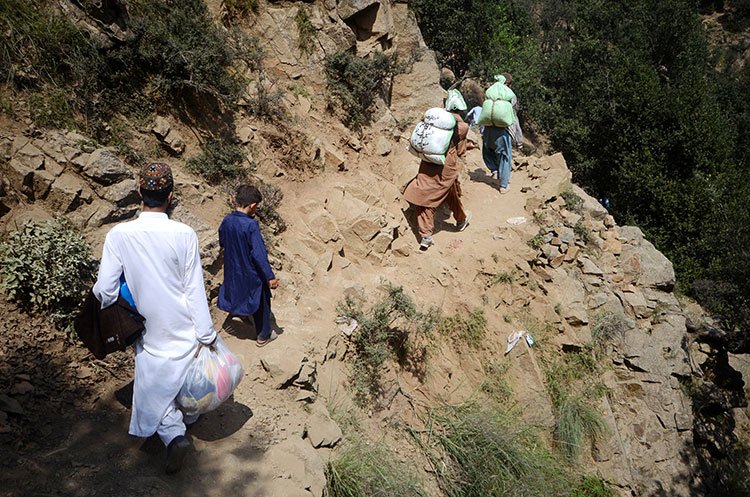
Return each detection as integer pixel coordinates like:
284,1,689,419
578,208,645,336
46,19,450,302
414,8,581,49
141,188,171,208
236,184,262,207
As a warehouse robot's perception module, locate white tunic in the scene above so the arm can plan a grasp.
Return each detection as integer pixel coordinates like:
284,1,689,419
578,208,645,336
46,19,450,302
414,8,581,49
93,212,217,437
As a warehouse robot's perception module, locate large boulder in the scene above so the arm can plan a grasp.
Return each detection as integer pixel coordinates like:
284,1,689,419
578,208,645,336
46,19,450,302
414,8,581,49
305,404,343,448
337,0,379,20
46,173,87,213
81,149,132,185
391,52,444,124
620,226,676,291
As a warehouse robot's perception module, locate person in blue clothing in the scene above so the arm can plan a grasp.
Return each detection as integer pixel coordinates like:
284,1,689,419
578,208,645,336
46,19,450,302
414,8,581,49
483,73,523,194
218,185,280,347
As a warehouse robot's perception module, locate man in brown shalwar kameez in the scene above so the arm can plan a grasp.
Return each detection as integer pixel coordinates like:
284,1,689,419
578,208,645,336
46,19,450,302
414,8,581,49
403,110,472,250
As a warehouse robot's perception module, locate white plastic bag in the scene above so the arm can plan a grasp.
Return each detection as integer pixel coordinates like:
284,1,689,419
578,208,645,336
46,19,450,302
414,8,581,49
177,335,244,416
408,108,457,165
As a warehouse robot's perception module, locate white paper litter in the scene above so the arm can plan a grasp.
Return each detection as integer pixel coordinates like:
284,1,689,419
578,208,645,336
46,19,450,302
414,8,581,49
338,318,358,337
506,216,527,225
506,330,535,354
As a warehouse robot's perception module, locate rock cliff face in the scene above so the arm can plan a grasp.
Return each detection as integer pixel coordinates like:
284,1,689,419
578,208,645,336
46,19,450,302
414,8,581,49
0,1,746,496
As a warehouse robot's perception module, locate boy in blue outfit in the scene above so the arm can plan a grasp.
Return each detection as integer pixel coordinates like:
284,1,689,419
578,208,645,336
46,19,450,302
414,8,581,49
218,185,280,347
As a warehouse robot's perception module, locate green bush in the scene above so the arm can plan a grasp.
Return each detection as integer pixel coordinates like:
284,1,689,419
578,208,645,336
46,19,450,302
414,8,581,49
28,87,74,129
0,0,102,90
528,233,545,250
246,72,286,121
421,403,571,497
337,284,435,405
0,218,97,328
296,7,317,57
1,0,246,132
480,360,512,402
439,308,487,349
325,51,401,131
223,0,258,18
571,476,615,497
573,219,591,246
186,139,246,184
560,189,584,215
490,271,516,286
544,350,608,461
326,436,428,497
591,312,629,352
554,394,608,461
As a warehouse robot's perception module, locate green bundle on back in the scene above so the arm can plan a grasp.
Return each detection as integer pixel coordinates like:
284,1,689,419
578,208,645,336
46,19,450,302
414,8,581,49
478,76,516,128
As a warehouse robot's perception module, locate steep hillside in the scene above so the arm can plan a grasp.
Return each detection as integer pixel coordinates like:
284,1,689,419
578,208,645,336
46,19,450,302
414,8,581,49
0,1,747,497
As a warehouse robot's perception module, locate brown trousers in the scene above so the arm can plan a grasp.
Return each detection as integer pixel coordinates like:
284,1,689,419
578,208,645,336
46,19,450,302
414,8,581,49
416,185,467,238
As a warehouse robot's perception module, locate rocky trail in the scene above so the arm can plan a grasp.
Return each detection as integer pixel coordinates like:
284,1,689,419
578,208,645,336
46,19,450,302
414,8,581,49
2,131,717,496
1,1,747,494
0,141,573,497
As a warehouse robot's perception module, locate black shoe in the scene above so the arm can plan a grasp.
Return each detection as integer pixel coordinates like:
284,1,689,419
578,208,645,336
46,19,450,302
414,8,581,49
165,435,191,475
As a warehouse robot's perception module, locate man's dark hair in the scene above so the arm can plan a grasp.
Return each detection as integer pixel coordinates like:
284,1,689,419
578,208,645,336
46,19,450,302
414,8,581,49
502,72,513,85
141,188,171,208
236,184,262,207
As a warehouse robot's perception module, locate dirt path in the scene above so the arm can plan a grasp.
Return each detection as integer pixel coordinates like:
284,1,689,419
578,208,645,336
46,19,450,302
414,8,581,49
2,145,561,497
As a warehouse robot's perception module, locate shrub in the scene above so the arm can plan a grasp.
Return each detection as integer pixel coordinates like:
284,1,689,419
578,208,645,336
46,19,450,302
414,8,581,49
325,50,401,131
491,270,515,286
326,436,428,497
296,7,317,57
573,219,592,246
0,218,97,329
337,284,435,405
186,139,246,183
28,88,74,129
126,0,244,104
554,394,608,461
246,72,286,121
256,181,287,235
571,476,615,497
560,189,584,215
0,0,102,92
439,308,487,349
481,360,512,402
528,233,545,250
229,29,265,72
591,312,629,352
544,351,609,461
420,403,571,497
223,0,258,18
1,0,246,132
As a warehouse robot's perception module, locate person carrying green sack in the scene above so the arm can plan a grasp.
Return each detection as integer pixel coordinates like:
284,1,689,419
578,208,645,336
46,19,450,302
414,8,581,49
480,73,523,194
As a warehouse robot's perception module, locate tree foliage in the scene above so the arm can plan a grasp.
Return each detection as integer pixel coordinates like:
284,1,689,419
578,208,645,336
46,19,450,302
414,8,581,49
325,50,401,131
0,0,247,136
413,0,750,352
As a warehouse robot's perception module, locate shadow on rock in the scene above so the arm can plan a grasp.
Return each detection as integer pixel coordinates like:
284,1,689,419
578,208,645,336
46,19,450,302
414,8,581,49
189,398,253,442
468,166,498,189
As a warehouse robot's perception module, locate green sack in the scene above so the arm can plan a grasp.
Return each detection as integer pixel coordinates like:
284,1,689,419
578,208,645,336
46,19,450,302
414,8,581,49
485,81,515,102
477,99,515,127
445,89,468,111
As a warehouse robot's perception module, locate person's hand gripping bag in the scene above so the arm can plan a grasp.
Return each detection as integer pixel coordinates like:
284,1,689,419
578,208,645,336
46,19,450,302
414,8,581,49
177,335,244,416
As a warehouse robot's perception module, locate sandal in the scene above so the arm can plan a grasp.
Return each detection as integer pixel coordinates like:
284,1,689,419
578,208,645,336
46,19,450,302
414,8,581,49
256,330,278,347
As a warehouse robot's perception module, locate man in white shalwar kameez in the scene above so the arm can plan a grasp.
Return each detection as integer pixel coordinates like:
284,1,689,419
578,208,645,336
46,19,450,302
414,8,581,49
93,162,217,474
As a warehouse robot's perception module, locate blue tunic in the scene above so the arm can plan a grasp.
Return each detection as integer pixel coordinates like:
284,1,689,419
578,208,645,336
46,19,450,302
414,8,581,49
217,211,275,316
